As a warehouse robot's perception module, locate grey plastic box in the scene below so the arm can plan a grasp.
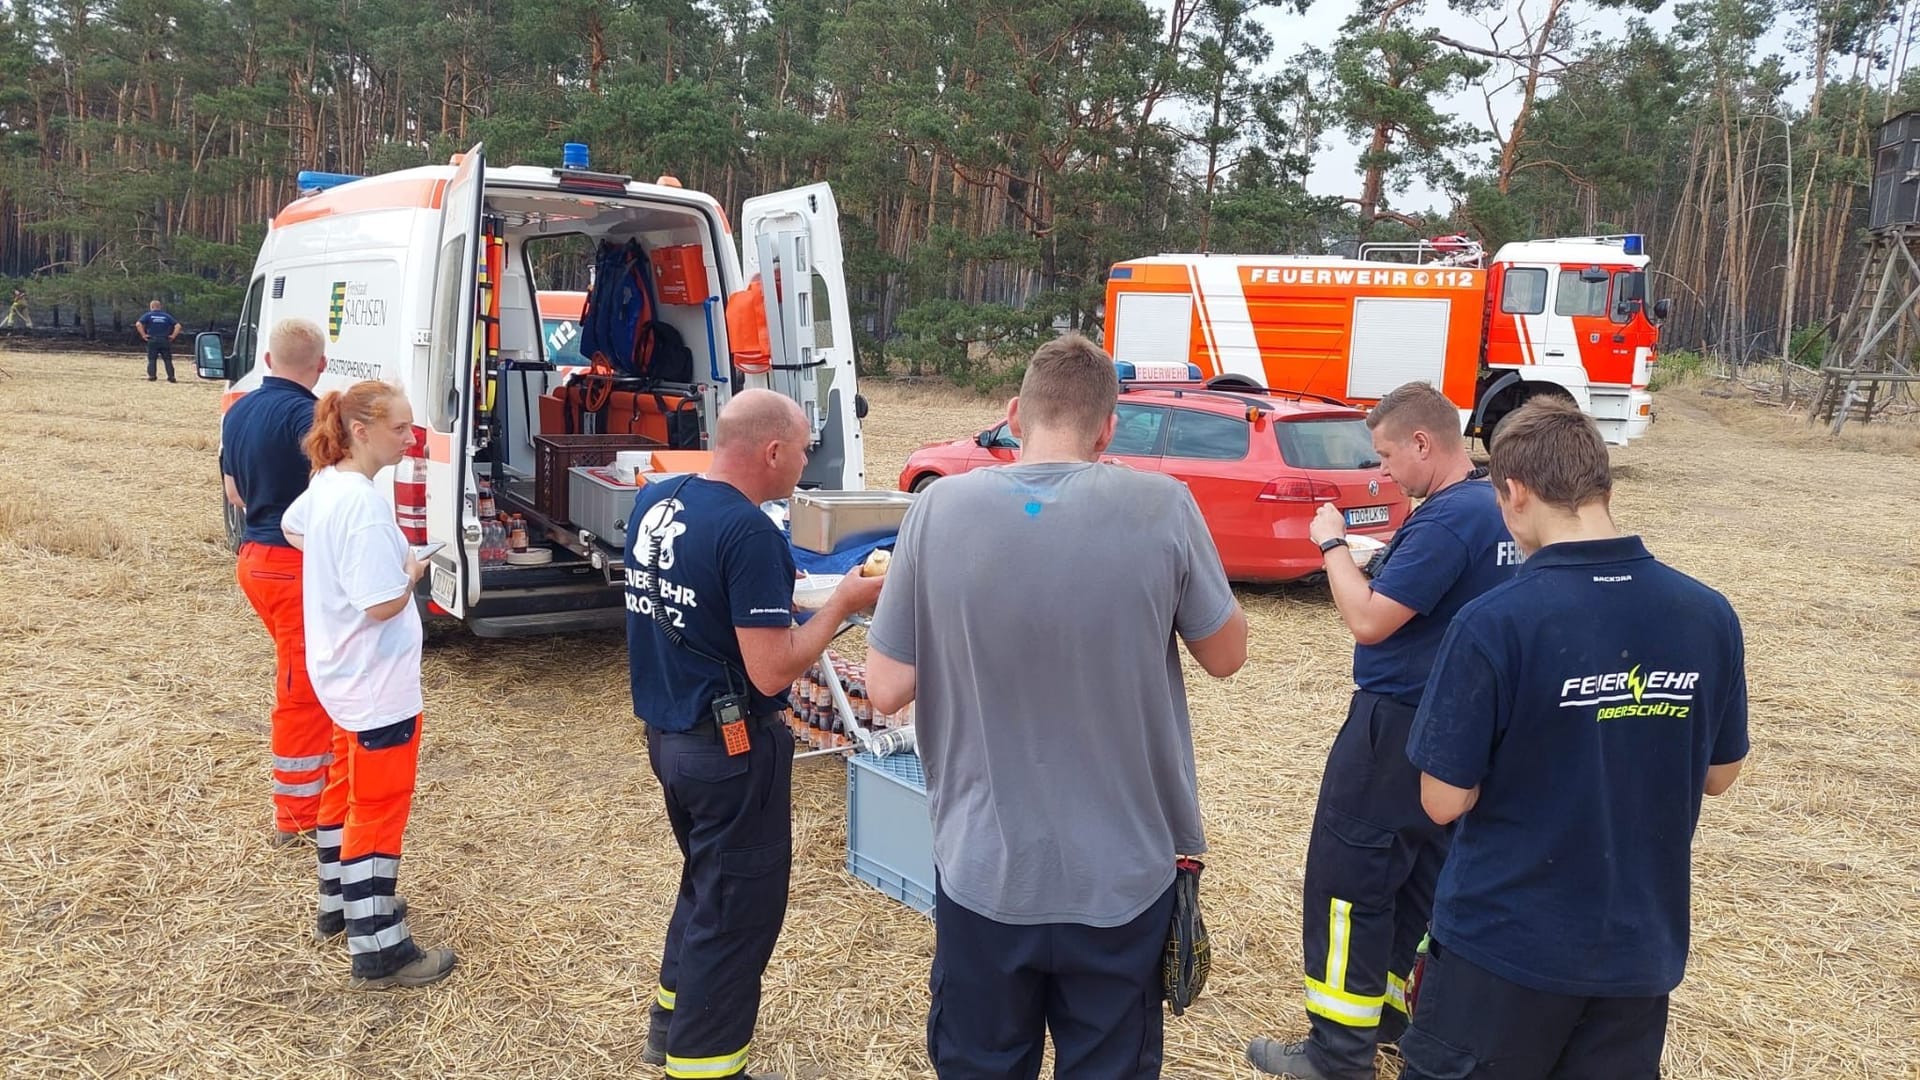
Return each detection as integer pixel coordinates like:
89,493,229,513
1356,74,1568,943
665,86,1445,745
846,751,935,917
567,466,645,550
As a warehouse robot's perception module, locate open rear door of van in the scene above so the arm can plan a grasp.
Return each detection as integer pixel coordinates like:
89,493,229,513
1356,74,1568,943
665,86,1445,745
424,144,485,618
739,183,865,490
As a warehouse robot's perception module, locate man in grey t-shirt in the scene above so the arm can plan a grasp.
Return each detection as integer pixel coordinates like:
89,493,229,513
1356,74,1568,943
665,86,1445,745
867,333,1248,1079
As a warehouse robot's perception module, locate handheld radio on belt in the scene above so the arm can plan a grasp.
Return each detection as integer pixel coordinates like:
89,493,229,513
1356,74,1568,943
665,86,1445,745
647,476,755,755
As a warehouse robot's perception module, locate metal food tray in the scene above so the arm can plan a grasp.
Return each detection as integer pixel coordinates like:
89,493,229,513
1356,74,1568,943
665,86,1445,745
789,490,916,555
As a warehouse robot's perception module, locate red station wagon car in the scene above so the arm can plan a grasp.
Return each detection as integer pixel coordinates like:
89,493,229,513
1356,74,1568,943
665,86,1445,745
897,377,1412,582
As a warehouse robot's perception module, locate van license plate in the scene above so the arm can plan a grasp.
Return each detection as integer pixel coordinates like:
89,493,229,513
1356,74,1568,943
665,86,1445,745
1346,505,1390,527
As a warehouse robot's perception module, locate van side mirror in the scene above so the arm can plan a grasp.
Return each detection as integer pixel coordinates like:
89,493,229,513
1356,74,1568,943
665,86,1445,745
195,332,229,381
1652,298,1672,323
975,429,994,448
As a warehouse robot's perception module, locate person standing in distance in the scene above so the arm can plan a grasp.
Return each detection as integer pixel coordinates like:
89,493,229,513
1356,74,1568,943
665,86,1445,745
1247,381,1517,1080
1397,399,1747,1080
865,334,1248,1080
629,389,884,1080
282,380,456,989
221,318,333,845
136,299,183,382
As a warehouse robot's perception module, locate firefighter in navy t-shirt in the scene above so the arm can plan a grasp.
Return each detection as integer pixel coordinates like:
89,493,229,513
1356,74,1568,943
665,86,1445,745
136,299,183,381
1248,382,1518,1080
1401,399,1749,1080
625,389,883,1080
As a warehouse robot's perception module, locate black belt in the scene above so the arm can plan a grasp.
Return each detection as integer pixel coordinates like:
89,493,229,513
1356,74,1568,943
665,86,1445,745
1356,687,1423,711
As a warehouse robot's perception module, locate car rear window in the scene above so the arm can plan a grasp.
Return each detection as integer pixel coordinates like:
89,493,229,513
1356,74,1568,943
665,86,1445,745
1276,418,1379,469
1167,408,1249,460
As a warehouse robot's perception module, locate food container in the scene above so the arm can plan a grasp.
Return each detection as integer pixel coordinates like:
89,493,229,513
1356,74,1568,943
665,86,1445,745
1346,533,1386,570
793,573,844,612
789,491,916,555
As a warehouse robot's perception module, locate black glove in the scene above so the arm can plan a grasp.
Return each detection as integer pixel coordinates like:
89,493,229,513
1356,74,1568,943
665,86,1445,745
1162,857,1212,1016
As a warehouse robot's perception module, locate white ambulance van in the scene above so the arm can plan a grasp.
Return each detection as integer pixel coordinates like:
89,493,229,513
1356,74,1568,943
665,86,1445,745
199,143,864,636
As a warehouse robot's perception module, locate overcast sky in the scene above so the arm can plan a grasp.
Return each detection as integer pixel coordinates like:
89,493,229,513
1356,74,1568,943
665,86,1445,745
1233,0,1808,212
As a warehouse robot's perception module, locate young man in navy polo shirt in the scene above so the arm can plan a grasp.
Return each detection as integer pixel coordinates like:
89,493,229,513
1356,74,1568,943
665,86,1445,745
1400,399,1748,1079
1248,381,1517,1080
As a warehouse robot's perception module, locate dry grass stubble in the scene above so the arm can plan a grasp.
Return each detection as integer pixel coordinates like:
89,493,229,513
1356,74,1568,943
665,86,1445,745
1,351,1915,1078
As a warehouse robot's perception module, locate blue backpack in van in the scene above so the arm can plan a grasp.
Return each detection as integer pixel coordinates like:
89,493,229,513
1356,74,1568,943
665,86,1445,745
579,240,694,385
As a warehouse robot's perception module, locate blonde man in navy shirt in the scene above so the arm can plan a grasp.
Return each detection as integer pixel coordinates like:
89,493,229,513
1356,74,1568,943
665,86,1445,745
1399,399,1748,1079
1249,382,1516,1080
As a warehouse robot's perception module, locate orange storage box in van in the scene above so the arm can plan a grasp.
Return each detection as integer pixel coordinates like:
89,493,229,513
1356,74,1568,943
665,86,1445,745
651,244,709,305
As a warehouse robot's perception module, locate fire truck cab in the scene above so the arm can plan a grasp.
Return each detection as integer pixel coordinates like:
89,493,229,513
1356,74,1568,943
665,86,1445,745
197,143,863,636
1103,234,1664,446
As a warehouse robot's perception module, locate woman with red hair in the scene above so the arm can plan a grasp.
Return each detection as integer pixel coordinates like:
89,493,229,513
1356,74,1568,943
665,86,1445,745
283,379,456,989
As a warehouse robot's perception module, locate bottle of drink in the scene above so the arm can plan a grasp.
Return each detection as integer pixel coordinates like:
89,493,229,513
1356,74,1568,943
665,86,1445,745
477,478,496,522
509,514,529,552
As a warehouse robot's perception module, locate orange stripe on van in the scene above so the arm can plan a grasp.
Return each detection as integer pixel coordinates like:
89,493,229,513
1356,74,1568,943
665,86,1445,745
425,429,452,463
272,177,448,230
220,390,246,415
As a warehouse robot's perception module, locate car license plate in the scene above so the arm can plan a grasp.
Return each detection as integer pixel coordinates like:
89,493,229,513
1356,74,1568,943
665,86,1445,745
1345,505,1390,527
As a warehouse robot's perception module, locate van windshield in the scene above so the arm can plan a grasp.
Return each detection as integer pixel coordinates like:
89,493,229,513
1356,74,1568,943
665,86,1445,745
1276,418,1379,470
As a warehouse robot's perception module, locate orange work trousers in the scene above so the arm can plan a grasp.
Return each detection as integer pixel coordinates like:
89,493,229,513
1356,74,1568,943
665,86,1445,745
316,715,423,978
236,542,334,833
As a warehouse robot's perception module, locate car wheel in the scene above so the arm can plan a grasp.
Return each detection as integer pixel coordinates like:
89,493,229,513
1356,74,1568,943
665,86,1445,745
223,493,244,553
910,473,940,493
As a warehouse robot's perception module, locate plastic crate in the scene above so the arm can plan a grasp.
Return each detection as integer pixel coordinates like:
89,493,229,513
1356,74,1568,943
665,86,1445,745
846,751,935,917
532,433,662,524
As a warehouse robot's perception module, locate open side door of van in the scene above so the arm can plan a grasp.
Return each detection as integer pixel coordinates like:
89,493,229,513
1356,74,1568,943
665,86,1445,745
424,144,486,618
739,183,865,490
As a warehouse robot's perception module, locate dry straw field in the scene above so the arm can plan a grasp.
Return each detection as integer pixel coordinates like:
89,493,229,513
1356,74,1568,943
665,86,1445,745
1,348,1916,1080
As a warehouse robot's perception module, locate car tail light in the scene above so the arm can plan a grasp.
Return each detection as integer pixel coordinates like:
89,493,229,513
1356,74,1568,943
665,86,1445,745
1257,476,1340,503
395,425,428,543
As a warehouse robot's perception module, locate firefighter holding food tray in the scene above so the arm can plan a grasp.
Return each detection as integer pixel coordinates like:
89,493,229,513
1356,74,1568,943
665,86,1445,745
625,389,884,1080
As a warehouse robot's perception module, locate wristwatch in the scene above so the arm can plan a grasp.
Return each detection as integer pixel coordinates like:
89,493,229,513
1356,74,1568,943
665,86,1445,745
1318,536,1349,554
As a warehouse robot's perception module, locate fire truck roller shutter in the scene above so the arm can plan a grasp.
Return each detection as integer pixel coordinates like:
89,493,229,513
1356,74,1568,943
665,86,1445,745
1347,298,1451,400
1111,293,1193,366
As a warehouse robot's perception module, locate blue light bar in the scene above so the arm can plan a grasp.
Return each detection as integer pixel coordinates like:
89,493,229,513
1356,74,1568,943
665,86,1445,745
296,170,362,193
1113,360,1203,382
563,142,590,169
1622,234,1644,256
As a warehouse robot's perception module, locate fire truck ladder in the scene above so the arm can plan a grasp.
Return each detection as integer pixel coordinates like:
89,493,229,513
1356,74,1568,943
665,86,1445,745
1811,226,1920,433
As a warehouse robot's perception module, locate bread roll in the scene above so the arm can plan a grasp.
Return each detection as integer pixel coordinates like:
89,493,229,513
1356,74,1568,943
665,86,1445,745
860,549,892,578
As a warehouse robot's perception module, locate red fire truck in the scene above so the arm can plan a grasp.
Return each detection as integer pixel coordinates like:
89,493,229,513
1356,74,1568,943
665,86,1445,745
1103,234,1669,445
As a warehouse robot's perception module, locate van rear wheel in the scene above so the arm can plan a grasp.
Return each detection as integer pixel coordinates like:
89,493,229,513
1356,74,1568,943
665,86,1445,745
222,494,244,553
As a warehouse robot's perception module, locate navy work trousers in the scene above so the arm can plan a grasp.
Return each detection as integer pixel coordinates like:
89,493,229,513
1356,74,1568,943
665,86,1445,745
646,713,794,1080
1299,690,1451,1079
927,879,1176,1080
1399,940,1669,1080
146,340,176,381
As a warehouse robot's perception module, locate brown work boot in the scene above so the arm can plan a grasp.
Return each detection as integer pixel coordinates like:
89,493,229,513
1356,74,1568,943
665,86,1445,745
350,946,457,989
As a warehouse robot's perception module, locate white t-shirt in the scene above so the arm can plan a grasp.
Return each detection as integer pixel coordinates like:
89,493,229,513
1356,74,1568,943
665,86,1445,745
282,466,424,732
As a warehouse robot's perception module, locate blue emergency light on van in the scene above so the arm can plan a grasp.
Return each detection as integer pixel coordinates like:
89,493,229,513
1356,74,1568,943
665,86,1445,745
1622,234,1644,255
296,171,362,193
563,143,590,169
1114,360,1203,381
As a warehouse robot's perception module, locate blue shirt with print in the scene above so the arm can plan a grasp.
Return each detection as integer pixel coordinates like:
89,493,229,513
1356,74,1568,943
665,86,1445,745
1407,536,1750,997
625,476,797,732
137,309,179,339
1354,474,1518,699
